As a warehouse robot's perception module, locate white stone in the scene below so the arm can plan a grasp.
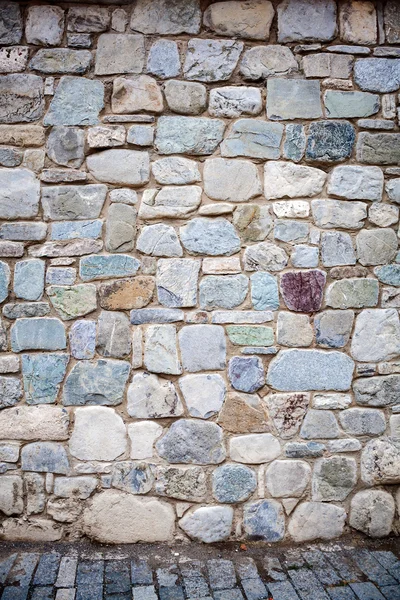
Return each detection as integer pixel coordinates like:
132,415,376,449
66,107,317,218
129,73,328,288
87,150,149,186
156,258,200,308
288,502,346,542
69,406,127,461
328,165,384,201
127,372,183,418
240,45,298,79
202,257,241,274
350,490,395,538
229,433,281,464
179,373,226,419
26,6,64,46
0,406,69,441
87,125,126,148
0,47,29,73
0,475,23,515
351,309,400,362
128,421,163,459
144,324,182,375
138,186,202,219
53,476,97,500
179,506,233,543
137,224,182,258
277,313,313,347
152,157,201,185
313,394,352,409
264,161,327,199
266,460,311,498
209,87,262,118
204,158,262,202
369,203,399,227
273,201,310,219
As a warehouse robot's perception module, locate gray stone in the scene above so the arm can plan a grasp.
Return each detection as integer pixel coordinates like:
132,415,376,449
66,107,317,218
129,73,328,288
311,199,367,229
250,272,279,311
351,308,400,362
361,437,400,484
385,0,400,43
3,302,50,319
284,124,306,162
111,461,154,495
229,433,280,464
303,52,353,78
327,438,361,453
284,441,325,458
30,49,92,74
156,116,225,155
0,240,23,256
130,308,183,325
69,320,96,359
321,231,356,266
200,275,248,310
179,373,226,419
157,259,200,308
87,149,149,186
0,145,22,166
240,45,297,79
155,466,207,502
204,157,262,201
137,224,182,258
300,409,340,439
44,76,104,126
26,5,64,46
46,126,84,168
21,442,69,474
22,353,69,405
179,506,233,543
288,502,346,542
264,161,327,199
312,456,357,501
131,0,201,34
67,33,92,48
274,220,309,243
243,499,285,542
63,359,130,406
221,119,283,159
234,205,273,243
244,242,288,272
209,87,262,118
0,168,40,220
0,376,22,409
139,186,201,220
327,278,379,310
41,169,88,183
14,259,44,301
69,406,127,461
105,203,136,253
369,203,399,227
144,324,181,375
267,79,322,120
354,374,400,407
324,90,379,118
266,460,311,498
180,218,240,256
359,118,395,129
291,245,319,268
204,0,274,40
179,325,226,372
29,239,102,259
95,33,145,75
184,39,243,82
152,157,200,185
0,2,22,45
0,222,46,241
350,490,395,538
97,311,131,358
127,124,154,146
0,74,44,124
0,474,23,515
213,464,256,503
306,120,355,162
54,476,97,500
315,310,354,348
157,419,225,464
354,58,400,93
328,165,384,200
277,313,313,348
163,80,207,115
67,6,110,32
339,408,386,436
0,356,19,375
50,220,102,241
228,356,264,393
0,260,9,303
11,318,66,352
147,39,180,79
277,0,337,43
127,372,183,419
357,132,400,165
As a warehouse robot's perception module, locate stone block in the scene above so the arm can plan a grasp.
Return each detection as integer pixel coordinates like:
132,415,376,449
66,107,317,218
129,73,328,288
22,353,69,405
280,270,326,312
357,132,400,164
288,502,346,542
163,80,207,115
321,231,356,267
200,275,248,311
350,490,395,538
180,506,233,543
213,463,256,503
87,149,149,186
312,199,367,229
30,48,92,74
354,58,400,92
0,168,40,219
128,421,162,460
209,87,262,118
156,116,225,155
95,34,145,75
277,313,313,347
69,406,127,461
243,499,285,542
221,119,283,159
11,318,66,352
277,0,337,43
264,161,326,199
183,39,243,82
306,120,355,162
156,259,200,308
204,0,274,40
128,372,182,419
339,408,386,436
144,324,182,375
181,218,240,257
179,324,226,372
351,308,400,362
324,90,379,118
0,475,23,515
26,5,64,45
179,373,226,419
67,6,110,32
361,437,400,484
315,309,354,348
267,79,322,120
229,433,280,464
44,76,104,126
266,460,311,498
156,419,226,464
312,456,357,501
0,2,22,45
0,74,44,124
21,442,69,474
0,376,22,409
63,359,130,406
69,320,95,359
0,47,29,74
328,165,383,200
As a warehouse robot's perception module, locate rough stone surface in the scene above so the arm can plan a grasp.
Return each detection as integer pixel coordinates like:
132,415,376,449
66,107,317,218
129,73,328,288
361,437,400,485
156,116,225,155
63,359,130,406
128,372,183,419
351,309,400,362
183,39,243,82
264,161,326,199
243,499,285,542
69,406,127,461
95,34,145,76
44,76,104,126
229,433,280,464
312,456,357,501
288,502,346,542
180,506,233,543
156,419,226,465
213,463,256,503
179,373,226,419
204,158,261,202
280,270,326,312
350,490,395,538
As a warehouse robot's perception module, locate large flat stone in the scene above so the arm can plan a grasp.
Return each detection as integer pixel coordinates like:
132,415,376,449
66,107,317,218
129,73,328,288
278,0,337,42
328,165,383,200
87,149,149,186
183,39,243,82
44,76,104,126
221,119,283,159
30,48,92,74
351,308,400,362
312,199,367,229
180,218,240,256
204,158,262,202
95,34,145,75
356,228,398,265
22,353,69,405
243,499,285,542
288,502,346,542
267,79,322,120
127,372,183,419
306,120,355,162
11,318,66,352
156,116,225,155
156,259,200,308
111,75,162,112
354,58,400,92
264,161,326,199
354,374,400,407
179,325,226,372
63,359,130,406
157,419,226,464
80,254,140,281
361,437,400,484
179,373,226,419
357,132,400,164
0,2,22,45
0,168,40,219
204,0,274,40
280,270,326,312
69,406,127,461
0,405,69,441
130,0,201,34
144,324,182,375
324,90,379,118
180,506,233,543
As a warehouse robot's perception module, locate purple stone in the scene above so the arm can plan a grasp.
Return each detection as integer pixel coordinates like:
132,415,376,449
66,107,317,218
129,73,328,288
280,270,326,312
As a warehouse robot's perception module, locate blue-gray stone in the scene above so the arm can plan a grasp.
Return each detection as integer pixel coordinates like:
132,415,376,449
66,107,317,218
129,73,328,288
46,267,76,286
228,357,264,393
22,353,69,405
0,2,22,44
156,116,225,155
291,245,319,268
306,120,355,162
30,49,93,75
80,254,140,281
63,359,130,405
130,308,184,325
14,259,45,301
156,419,226,464
147,39,180,79
284,124,306,162
321,231,356,267
0,222,47,242
0,146,22,166
0,74,44,124
11,318,66,352
267,349,355,391
267,79,322,120
250,272,279,311
243,499,285,542
0,376,22,409
0,260,10,303
300,409,340,439
112,461,154,495
21,442,69,474
199,275,248,310
3,302,50,319
69,320,96,359
220,119,284,159
180,218,240,256
213,463,257,503
284,441,326,458
274,220,309,243
51,220,103,240
374,264,400,286
325,90,380,119
44,76,104,126
354,58,400,93
315,310,354,349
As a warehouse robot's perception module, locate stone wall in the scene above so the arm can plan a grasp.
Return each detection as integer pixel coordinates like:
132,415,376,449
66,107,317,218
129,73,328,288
0,0,400,545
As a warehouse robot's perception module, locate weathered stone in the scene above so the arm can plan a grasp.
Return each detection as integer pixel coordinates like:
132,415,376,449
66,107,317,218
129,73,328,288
267,79,322,120
21,442,69,474
0,2,22,45
69,320,96,360
30,48,92,75
339,407,386,436
200,275,248,311
69,406,127,461
321,231,356,267
46,126,84,169
354,58,400,93
180,506,233,543
96,311,131,359
291,245,319,268
1,517,62,541
266,393,309,439
0,168,40,220
80,254,140,281
87,125,125,148
50,220,102,241
184,39,243,82
55,475,97,500
274,220,309,244
157,419,225,465
0,376,22,409
264,161,326,199
339,0,377,44
324,90,379,118
130,308,183,325
243,242,288,272
144,324,181,375
357,132,400,164
22,353,69,405
217,392,269,434
28,238,102,259
306,120,355,162
277,313,313,347
285,441,325,458
358,228,399,268
0,125,44,147
0,74,44,124
375,264,400,286
0,260,9,304
300,409,340,439
152,157,200,186
111,75,162,115
137,224,182,259
266,460,311,498
0,405,69,441
278,0,337,42
212,310,273,324
228,357,264,394
384,0,400,43
312,456,357,501
234,206,272,244
139,186,201,220
99,277,154,311
68,6,110,33
312,199,367,229
229,433,280,464
209,87,262,119
25,5,64,45
67,33,92,49
0,356,19,375
354,374,400,407
131,0,200,34
63,359,130,406
44,76,104,126
284,124,306,162
369,203,399,227
205,158,262,202
0,474,23,515
105,203,136,253
11,318,66,352
84,490,174,543
243,499,285,542
128,421,162,460
156,116,225,155
0,145,22,166
147,39,180,79
350,490,395,538
179,373,225,420
128,372,182,419
163,80,207,115
361,437,400,484
315,310,354,348
95,34,145,76
156,465,206,502
351,308,400,362
41,169,87,183
87,149,149,186
303,53,353,78
204,0,274,40
179,324,226,372
288,502,346,542
221,119,283,160
156,259,200,309
280,270,325,313
127,124,154,146
47,284,97,321
212,464,256,505
111,461,154,495
240,45,297,79
180,218,240,257
250,272,278,311
328,165,383,200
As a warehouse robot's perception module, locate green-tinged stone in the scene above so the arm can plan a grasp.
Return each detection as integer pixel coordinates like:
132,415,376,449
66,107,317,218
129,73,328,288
47,284,97,320
22,353,69,405
226,325,274,346
374,264,400,286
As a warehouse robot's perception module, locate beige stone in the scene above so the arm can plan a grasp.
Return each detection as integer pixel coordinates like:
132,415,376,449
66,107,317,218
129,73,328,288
0,475,23,515
0,406,69,440
218,392,269,433
277,313,313,347
339,1,377,45
69,406,127,461
0,125,45,147
0,518,63,541
204,0,274,40
204,158,262,202
112,75,163,113
99,277,154,310
83,490,175,543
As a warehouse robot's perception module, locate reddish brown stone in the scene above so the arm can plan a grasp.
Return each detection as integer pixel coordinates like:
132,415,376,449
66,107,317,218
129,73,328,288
280,270,326,313
99,277,154,310
217,392,270,434
266,392,310,439
330,265,369,280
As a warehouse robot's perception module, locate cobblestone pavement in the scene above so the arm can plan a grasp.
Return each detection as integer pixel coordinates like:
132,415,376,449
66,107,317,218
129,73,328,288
0,538,399,600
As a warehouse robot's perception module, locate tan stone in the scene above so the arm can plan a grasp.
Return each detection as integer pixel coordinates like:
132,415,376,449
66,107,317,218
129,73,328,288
99,277,155,310
266,393,310,439
112,75,163,113
204,0,275,40
0,406,69,441
217,392,270,434
0,518,63,541
0,125,45,147
47,498,82,523
339,0,377,45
